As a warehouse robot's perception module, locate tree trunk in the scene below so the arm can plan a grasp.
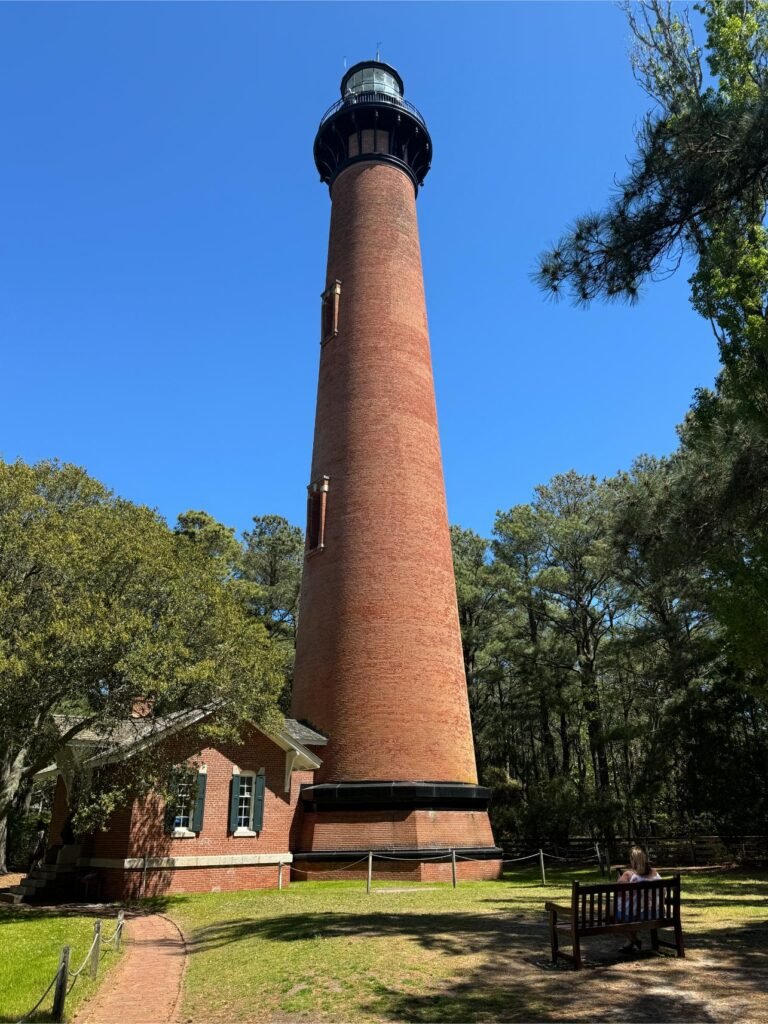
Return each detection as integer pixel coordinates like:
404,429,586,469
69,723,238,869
0,745,29,875
559,710,571,775
578,649,610,793
0,811,9,876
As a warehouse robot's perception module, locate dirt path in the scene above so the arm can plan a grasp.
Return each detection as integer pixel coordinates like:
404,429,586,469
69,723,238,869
75,913,187,1024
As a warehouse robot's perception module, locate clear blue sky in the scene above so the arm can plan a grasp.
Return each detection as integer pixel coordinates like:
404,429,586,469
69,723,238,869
0,2,719,538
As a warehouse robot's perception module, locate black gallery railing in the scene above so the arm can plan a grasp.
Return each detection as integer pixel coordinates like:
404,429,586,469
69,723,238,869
319,90,427,129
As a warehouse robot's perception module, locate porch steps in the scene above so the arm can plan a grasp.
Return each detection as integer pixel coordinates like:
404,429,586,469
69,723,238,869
4,857,82,904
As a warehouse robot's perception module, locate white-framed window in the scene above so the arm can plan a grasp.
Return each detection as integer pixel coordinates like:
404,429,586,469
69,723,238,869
230,768,266,836
166,765,207,838
238,772,256,829
173,776,193,830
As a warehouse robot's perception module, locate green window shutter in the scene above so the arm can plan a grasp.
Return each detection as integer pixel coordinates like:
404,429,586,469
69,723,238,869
253,772,266,833
164,769,180,835
229,775,241,833
191,772,207,833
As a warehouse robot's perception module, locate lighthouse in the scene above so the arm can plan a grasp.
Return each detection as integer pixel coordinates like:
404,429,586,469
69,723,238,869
291,60,502,880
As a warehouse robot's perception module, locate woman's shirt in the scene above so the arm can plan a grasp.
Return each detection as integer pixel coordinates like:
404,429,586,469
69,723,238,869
618,870,662,919
629,870,661,883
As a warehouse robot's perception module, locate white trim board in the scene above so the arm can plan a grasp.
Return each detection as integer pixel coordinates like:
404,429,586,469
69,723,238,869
79,853,293,870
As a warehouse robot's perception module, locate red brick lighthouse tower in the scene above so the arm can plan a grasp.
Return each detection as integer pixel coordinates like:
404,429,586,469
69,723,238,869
291,61,501,880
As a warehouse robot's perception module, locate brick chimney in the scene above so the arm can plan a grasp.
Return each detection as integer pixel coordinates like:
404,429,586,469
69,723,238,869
130,696,154,719
291,60,501,881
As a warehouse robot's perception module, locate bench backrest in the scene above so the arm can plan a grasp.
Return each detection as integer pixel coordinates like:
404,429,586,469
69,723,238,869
572,874,681,932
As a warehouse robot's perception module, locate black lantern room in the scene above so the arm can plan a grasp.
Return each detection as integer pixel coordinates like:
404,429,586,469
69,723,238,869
314,60,432,195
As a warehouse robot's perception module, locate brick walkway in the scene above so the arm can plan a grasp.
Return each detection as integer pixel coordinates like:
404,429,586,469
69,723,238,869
75,913,186,1024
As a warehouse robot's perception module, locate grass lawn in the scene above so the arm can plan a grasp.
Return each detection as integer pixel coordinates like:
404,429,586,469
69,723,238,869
159,866,768,1023
0,906,122,1023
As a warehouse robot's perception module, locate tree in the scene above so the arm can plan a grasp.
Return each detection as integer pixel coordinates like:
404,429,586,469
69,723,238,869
495,473,625,837
454,462,768,842
175,509,243,567
241,515,304,707
0,460,283,872
536,1,768,416
450,526,508,776
535,0,768,707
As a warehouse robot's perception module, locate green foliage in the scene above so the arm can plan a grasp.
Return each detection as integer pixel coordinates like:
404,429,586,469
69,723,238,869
241,514,304,708
0,459,285,869
452,458,768,845
537,1,768,309
482,765,523,840
514,1,768,842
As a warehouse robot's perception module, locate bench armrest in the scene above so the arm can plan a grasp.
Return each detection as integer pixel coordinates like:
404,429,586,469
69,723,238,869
544,902,571,915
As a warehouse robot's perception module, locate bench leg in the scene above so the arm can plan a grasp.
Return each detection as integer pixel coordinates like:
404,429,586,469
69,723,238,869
674,920,685,958
651,928,660,951
572,931,582,971
549,911,559,964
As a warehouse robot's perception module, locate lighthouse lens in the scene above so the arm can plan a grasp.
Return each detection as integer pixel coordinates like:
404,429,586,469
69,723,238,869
345,67,401,98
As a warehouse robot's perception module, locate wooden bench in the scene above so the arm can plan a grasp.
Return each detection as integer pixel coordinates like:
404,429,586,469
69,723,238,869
545,874,685,970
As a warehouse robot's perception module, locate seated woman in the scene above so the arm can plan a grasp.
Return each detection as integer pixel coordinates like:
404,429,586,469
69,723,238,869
615,845,661,952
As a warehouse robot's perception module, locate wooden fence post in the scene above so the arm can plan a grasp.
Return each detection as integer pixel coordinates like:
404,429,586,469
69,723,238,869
451,849,457,888
278,862,283,890
90,919,101,978
52,945,70,1023
366,851,373,894
595,842,605,876
539,849,546,885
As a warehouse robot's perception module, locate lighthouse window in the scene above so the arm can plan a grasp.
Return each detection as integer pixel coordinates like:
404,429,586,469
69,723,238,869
345,68,401,99
306,476,330,552
321,280,341,345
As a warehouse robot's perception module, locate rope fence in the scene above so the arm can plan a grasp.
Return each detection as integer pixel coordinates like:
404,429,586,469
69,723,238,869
15,910,124,1024
286,844,607,890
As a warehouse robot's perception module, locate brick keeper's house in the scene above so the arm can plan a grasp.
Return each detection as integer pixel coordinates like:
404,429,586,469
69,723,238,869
21,705,327,902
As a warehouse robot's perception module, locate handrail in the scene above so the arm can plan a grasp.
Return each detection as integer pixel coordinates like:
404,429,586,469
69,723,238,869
319,91,427,130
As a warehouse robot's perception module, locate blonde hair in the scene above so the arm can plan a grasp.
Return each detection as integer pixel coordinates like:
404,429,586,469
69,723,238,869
629,846,651,876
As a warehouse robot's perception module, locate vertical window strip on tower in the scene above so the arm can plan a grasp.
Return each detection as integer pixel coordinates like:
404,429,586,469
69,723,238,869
306,476,330,552
321,280,341,344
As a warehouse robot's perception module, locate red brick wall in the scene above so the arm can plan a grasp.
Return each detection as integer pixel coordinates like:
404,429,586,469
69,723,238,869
298,809,496,852
100,863,287,901
84,803,134,860
292,858,503,883
291,159,479,787
73,727,312,896
124,728,305,860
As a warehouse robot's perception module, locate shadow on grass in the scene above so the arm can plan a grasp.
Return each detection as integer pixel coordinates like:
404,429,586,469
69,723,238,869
186,908,543,957
180,905,768,1023
362,964,719,1024
359,920,768,1024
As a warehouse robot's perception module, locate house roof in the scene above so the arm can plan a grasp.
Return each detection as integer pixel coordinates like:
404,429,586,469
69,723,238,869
37,708,326,781
52,707,210,749
282,719,328,747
